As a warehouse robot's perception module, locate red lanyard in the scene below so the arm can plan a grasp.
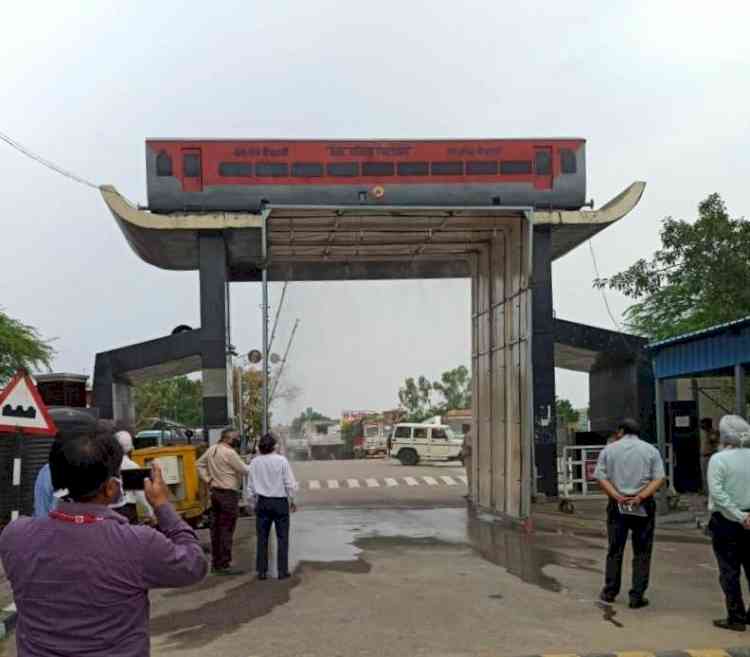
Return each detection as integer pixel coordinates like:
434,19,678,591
49,510,103,524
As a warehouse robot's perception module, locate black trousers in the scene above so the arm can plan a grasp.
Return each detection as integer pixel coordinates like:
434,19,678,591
604,498,656,600
256,496,290,576
709,512,750,623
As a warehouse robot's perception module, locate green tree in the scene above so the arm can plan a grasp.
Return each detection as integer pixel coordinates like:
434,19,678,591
595,194,750,340
134,376,203,431
237,366,301,440
556,398,580,427
0,310,54,385
398,376,434,422
432,365,472,412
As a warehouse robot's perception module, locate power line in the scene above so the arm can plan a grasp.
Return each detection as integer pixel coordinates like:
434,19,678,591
0,130,99,190
588,238,621,331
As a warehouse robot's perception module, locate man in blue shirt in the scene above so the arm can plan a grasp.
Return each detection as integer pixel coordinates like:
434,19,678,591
33,462,56,518
708,415,750,632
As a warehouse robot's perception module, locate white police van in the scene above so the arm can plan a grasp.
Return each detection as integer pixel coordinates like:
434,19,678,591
388,423,463,466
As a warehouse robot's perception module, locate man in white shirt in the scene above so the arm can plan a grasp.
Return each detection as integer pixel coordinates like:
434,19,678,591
707,415,750,632
247,433,298,580
112,431,154,524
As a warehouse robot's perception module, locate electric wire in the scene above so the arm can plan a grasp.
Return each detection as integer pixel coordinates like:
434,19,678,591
588,238,621,331
0,130,99,190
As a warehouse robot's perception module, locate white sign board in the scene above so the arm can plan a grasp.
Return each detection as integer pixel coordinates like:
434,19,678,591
674,416,691,428
155,456,181,485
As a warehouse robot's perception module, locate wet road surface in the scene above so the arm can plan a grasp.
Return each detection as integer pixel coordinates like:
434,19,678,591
132,505,742,657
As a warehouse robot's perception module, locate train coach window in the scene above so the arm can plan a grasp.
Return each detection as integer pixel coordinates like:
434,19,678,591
534,150,551,175
156,152,173,177
327,162,359,177
560,149,577,174
397,162,429,176
466,161,498,175
362,162,395,176
292,162,324,177
183,153,201,177
219,162,253,177
500,160,532,175
256,162,289,177
431,161,463,175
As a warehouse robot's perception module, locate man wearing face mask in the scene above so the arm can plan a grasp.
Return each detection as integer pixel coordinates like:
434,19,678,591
0,425,207,657
112,429,154,524
197,427,249,575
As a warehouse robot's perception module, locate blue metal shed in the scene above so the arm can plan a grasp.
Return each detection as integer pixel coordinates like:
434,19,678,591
647,316,750,468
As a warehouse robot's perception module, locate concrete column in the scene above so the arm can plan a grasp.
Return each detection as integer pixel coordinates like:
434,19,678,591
199,234,231,443
470,216,532,519
654,375,668,514
531,226,558,498
735,363,746,418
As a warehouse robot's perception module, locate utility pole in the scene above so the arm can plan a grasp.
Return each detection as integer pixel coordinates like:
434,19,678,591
261,217,270,436
270,319,300,404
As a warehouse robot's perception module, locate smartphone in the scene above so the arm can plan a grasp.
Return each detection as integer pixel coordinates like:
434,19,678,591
121,468,151,491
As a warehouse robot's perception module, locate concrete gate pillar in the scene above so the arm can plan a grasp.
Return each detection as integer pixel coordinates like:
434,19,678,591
470,216,533,519
199,234,234,443
531,226,558,497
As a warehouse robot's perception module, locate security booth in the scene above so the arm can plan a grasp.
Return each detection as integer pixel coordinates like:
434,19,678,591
649,317,750,497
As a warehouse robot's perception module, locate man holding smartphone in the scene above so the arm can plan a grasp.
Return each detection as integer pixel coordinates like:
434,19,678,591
594,418,665,609
0,426,207,657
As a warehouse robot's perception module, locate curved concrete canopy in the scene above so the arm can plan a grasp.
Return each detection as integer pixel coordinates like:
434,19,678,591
100,181,645,281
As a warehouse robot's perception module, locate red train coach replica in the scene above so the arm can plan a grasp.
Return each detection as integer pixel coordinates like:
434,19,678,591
145,138,586,213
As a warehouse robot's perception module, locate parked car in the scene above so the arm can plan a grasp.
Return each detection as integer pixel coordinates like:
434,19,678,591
388,423,463,465
134,428,188,450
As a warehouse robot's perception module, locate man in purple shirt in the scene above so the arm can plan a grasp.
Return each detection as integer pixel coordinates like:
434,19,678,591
0,427,207,657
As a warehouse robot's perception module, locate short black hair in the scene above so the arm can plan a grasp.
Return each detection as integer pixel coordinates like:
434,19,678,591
618,418,640,436
258,433,277,455
220,427,237,442
50,429,123,502
700,418,713,430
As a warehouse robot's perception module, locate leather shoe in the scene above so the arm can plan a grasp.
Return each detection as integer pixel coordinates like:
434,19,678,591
629,597,649,609
714,619,746,632
257,572,268,580
278,572,291,580
600,591,616,604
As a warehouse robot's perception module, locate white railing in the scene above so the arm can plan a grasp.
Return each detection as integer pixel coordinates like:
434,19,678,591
558,443,675,500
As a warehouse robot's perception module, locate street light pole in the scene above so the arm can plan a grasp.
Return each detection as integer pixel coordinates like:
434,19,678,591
261,213,270,436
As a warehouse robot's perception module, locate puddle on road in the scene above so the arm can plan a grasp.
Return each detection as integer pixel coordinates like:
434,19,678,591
154,507,603,648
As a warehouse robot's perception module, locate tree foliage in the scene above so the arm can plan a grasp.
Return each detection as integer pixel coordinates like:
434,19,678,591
238,366,301,440
556,398,580,427
595,194,750,340
134,376,203,431
398,366,472,422
0,310,54,386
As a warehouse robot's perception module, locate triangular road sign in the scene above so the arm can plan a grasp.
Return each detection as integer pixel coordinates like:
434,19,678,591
0,371,58,436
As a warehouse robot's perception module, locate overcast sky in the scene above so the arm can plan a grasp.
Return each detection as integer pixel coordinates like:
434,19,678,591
3,2,749,423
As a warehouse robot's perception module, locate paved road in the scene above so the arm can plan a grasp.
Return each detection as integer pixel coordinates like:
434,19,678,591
1,459,742,657
291,458,468,508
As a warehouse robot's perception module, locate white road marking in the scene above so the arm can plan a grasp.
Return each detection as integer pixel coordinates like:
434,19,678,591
458,475,468,484
327,479,340,489
365,478,380,487
347,478,360,488
308,480,321,490
404,476,419,486
384,477,399,487
423,476,439,486
441,475,458,486
698,562,718,571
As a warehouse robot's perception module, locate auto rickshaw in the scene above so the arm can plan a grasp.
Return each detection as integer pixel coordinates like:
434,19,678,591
131,444,209,527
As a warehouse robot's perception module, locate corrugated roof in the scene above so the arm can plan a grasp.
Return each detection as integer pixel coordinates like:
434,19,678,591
647,315,750,350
